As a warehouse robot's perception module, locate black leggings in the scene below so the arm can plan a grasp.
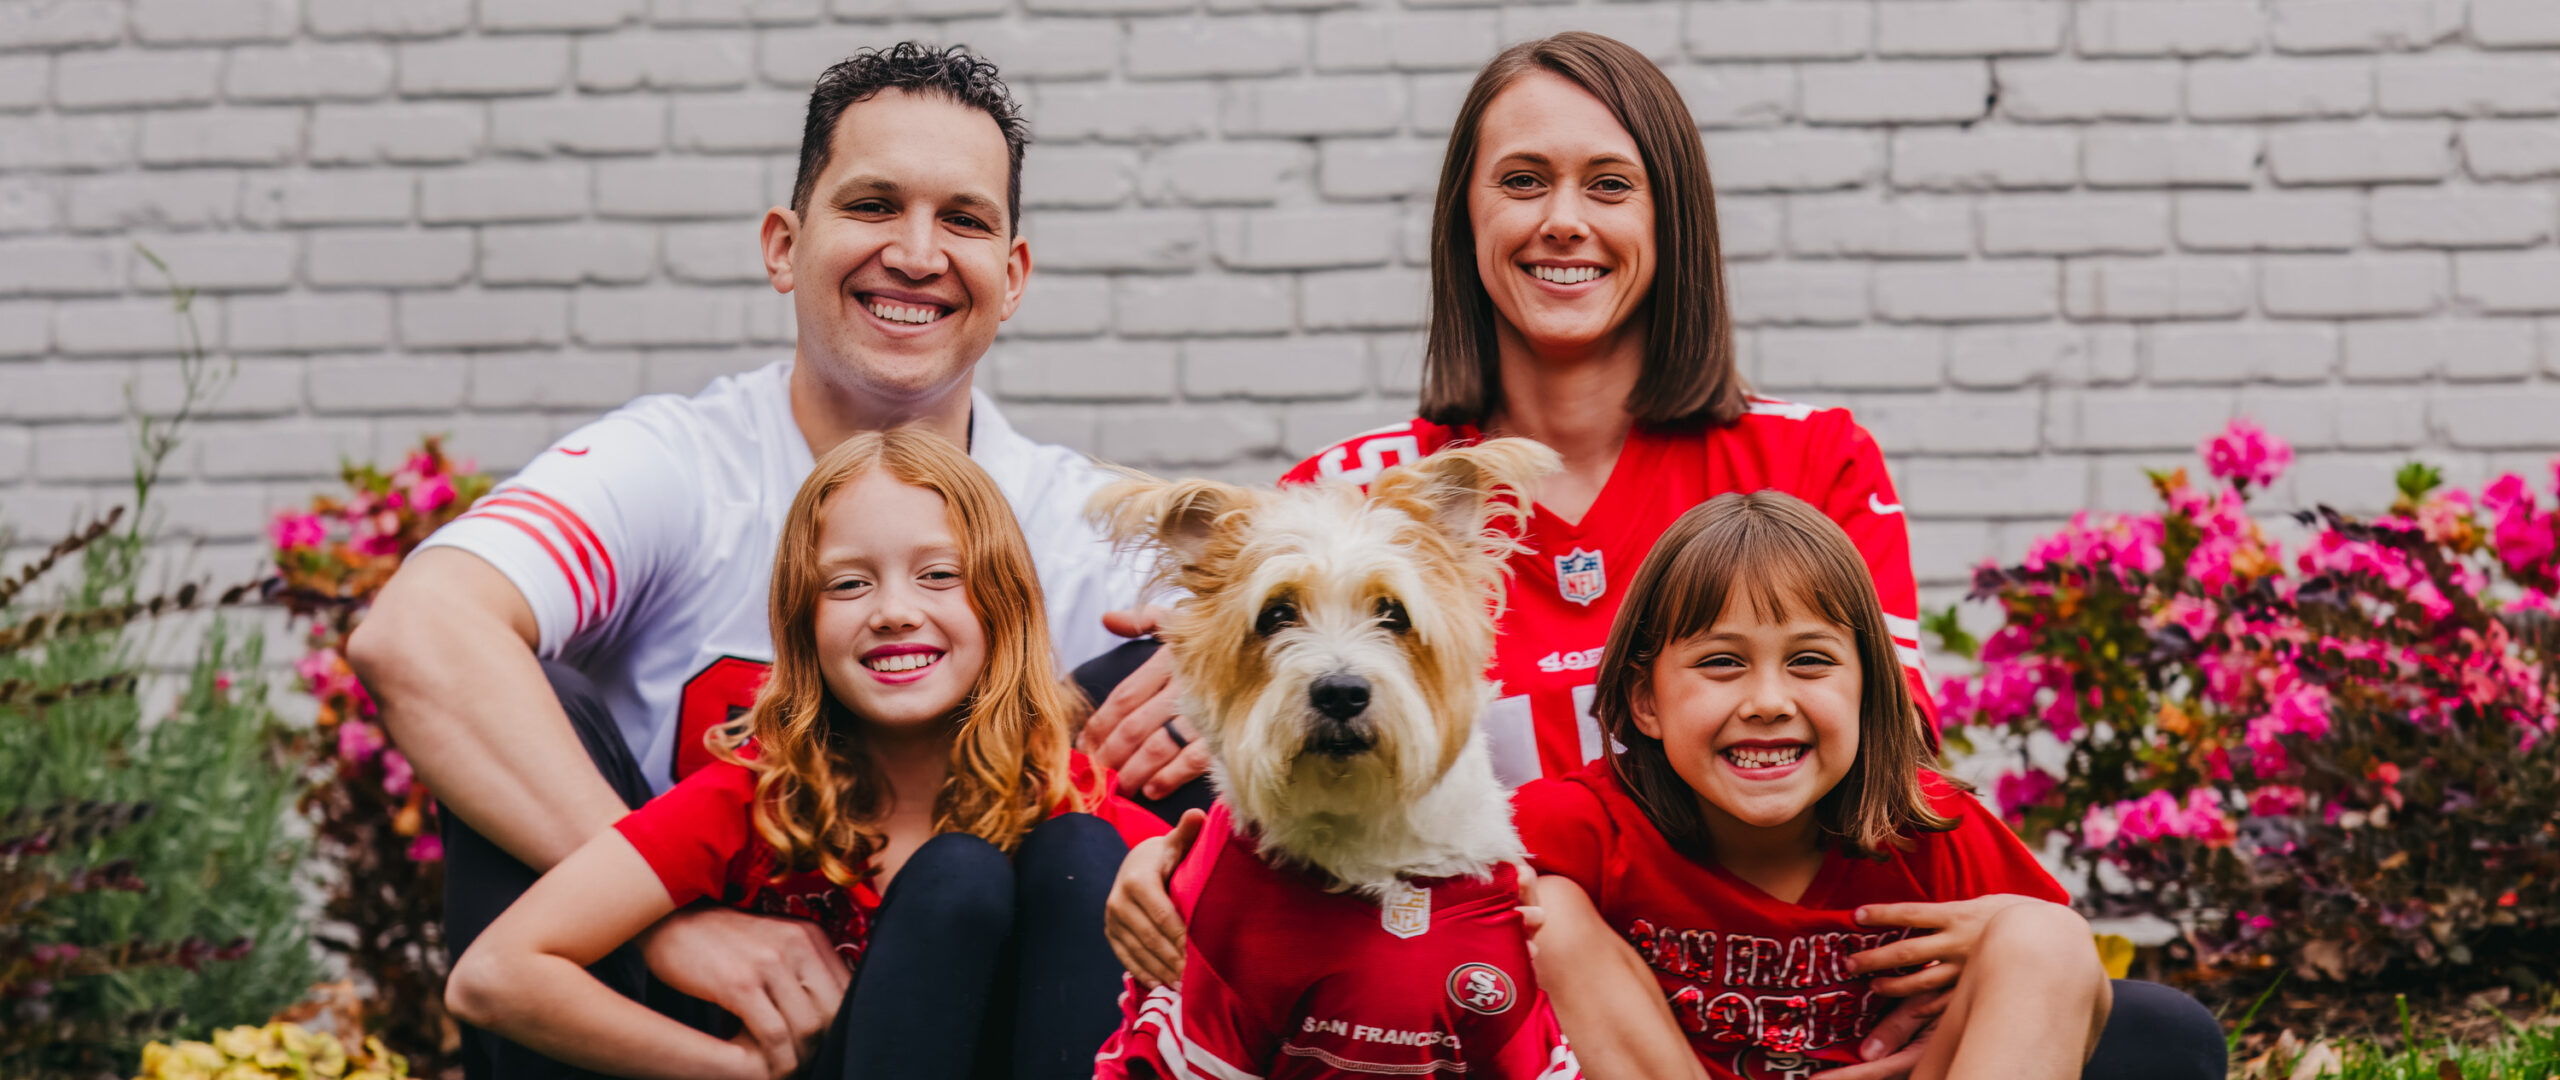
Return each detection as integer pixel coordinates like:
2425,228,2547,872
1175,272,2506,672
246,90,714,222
2086,978,2228,1080
442,662,1128,1080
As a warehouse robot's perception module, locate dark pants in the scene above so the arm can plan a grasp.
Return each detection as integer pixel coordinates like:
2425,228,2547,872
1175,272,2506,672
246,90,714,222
442,663,1129,1080
2088,978,2228,1080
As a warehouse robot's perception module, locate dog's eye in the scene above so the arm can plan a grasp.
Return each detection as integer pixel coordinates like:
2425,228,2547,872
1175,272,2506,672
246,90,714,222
1375,597,1410,634
1255,599,1298,636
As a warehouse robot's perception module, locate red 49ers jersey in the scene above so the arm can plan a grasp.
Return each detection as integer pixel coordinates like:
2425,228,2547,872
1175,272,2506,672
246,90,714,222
1283,402,1932,785
1514,766,2066,1080
1094,802,1579,1080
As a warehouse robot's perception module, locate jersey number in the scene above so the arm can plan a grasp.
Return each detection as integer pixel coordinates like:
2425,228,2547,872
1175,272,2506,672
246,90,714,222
675,656,771,783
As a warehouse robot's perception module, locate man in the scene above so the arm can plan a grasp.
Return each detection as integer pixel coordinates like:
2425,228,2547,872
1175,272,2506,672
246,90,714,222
350,43,1176,1077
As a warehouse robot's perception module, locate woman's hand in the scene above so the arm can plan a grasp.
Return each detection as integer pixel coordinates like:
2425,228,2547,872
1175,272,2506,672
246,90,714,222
1844,894,2052,997
1105,808,1202,988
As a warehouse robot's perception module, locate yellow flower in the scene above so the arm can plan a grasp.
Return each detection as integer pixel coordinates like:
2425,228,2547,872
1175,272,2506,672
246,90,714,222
213,1064,271,1080
176,1041,230,1070
309,1036,349,1077
212,1027,273,1060
139,1042,176,1077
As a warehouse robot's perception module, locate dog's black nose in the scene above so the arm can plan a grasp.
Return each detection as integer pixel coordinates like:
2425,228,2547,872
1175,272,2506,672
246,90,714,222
1310,674,1370,721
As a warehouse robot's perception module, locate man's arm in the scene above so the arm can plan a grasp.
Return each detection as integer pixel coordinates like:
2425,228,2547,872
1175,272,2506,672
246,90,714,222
347,547,629,871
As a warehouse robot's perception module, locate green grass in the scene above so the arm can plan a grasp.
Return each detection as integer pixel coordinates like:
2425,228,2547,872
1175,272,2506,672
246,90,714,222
2239,996,2560,1079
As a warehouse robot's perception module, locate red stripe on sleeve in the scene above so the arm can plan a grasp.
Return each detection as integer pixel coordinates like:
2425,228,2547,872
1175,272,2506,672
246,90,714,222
481,494,613,626
462,506,594,634
512,488,620,613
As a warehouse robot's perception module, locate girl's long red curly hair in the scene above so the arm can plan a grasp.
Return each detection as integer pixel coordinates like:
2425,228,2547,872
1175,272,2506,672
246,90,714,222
713,427,1099,887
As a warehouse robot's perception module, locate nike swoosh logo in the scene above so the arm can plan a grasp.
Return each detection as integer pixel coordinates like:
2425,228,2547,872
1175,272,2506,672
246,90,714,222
1870,493,1903,515
560,446,590,456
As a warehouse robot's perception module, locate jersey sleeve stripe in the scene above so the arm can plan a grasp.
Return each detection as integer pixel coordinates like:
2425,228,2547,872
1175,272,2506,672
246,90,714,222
462,507,594,633
1136,987,1264,1080
478,494,613,628
512,488,620,612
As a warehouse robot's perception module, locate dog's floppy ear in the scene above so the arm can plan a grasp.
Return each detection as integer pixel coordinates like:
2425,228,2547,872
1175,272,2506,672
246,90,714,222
1088,470,1255,582
1372,437,1561,553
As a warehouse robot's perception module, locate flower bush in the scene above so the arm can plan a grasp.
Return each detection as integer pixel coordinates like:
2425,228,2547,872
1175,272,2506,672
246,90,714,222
269,439,491,1068
1935,419,2560,986
132,1021,408,1080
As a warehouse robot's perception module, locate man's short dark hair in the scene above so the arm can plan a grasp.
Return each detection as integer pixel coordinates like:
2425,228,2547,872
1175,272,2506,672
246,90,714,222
791,43,1029,232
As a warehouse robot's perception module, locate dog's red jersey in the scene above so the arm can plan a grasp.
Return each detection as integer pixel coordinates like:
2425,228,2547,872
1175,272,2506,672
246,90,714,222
1282,402,1930,783
1513,765,2066,1080
1094,802,1580,1080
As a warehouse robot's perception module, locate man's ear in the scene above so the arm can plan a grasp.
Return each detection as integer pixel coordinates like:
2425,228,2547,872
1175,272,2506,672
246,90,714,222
1371,437,1561,554
998,232,1031,321
1088,472,1253,581
761,206,799,294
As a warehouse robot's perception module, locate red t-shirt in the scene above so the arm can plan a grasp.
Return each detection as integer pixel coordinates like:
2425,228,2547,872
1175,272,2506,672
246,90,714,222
1282,402,1930,785
615,750,1168,971
1511,764,2065,1080
1094,802,1580,1080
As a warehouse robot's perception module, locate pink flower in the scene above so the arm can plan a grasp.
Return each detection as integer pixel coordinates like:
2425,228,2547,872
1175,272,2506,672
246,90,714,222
2081,803,2122,849
338,720,386,764
214,672,232,692
1995,770,2060,822
407,832,444,862
2040,683,2086,742
402,448,443,480
2202,418,2294,491
2248,784,2307,817
269,511,327,552
381,749,414,796
412,474,457,513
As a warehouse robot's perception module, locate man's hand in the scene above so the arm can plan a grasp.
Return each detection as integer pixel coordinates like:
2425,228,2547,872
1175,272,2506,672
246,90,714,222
1104,808,1202,989
1080,607,1209,800
1846,894,2049,997
640,906,848,1073
1808,990,1945,1080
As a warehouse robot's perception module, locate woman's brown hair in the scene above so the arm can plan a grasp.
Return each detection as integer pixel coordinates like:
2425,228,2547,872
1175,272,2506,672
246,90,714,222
713,428,1095,887
1421,31,1747,430
1593,491,1952,860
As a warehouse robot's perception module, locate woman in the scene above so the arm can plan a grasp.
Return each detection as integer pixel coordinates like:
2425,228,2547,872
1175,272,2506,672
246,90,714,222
1100,31,2228,1080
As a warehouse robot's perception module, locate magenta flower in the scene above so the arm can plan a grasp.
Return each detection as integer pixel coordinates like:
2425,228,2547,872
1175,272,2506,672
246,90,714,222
269,511,327,552
407,832,444,862
381,749,414,796
2248,785,2307,817
2201,418,2293,491
1995,770,2060,822
412,473,457,513
338,720,386,764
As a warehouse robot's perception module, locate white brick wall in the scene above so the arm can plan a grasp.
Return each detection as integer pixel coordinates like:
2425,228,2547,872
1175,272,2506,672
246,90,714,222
6,0,2560,616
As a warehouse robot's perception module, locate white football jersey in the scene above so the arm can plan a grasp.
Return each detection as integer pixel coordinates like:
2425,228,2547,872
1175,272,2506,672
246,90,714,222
417,360,1146,795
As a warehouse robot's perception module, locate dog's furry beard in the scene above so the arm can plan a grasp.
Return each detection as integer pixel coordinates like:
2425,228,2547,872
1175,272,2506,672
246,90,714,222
1094,439,1561,897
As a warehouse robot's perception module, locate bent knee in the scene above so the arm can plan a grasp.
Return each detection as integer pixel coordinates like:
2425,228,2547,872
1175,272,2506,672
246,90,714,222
894,833,1015,931
1980,901,2103,975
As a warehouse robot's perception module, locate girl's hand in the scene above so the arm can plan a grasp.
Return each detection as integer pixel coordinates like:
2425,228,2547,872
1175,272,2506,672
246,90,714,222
723,1027,804,1080
1844,894,2052,997
1806,990,1945,1080
1105,808,1202,988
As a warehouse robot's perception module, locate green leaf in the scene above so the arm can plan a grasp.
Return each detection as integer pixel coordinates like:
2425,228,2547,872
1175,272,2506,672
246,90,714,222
1921,604,1979,661
2395,461,2444,504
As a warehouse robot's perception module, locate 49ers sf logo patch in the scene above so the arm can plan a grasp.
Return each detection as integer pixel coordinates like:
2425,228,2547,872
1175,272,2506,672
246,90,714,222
1446,962,1516,1015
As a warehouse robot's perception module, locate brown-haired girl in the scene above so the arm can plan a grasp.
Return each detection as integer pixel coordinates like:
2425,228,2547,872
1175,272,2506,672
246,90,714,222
445,428,1165,1080
1517,491,2105,1080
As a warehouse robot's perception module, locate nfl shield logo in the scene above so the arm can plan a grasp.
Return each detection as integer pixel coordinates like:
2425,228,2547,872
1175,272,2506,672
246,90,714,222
1555,548,1605,607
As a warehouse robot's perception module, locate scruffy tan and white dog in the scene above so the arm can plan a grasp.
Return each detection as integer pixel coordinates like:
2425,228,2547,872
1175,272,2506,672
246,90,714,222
1090,439,1582,1080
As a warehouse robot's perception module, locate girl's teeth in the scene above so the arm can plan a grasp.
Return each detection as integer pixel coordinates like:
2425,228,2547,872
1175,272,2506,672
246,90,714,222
867,652,939,673
868,301,943,325
1529,265,1604,285
1728,746,1806,769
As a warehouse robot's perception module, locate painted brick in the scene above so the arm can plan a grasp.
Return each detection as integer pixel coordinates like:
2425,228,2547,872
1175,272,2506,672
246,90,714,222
1409,74,1473,139
2433,388,2560,449
1022,146,1138,210
2175,191,2363,252
1996,60,2181,122
2186,58,2373,122
309,357,468,413
1130,17,1307,79
2062,258,2252,321
1003,274,1113,339
480,0,646,31
1213,208,1397,270
662,221,766,284
467,351,643,409
1502,6,1684,63
195,419,376,480
0,1,126,49
0,114,134,171
55,51,224,111
3,361,130,420
1034,83,1219,143
578,30,753,92
311,104,483,164
573,287,756,345
2265,122,2450,184
2261,254,2447,317
1785,194,1972,259
1026,210,1205,272
1890,129,2077,191
1318,139,1437,201
1225,78,1405,138
0,303,49,356
1711,131,1882,192
134,358,303,417
2453,252,2560,313
491,98,668,156
125,232,296,292
244,171,414,226
2472,0,2560,47
35,423,146,483
1727,262,1868,325
306,228,474,288
1313,12,1495,73
1801,62,1992,125
398,36,573,97
1982,194,2170,255
1153,142,1311,206
1667,66,1797,130
1901,457,2090,518
2343,319,2538,382
55,297,221,355
421,163,589,223
2379,55,2560,117
931,19,1121,81
754,26,917,88
1855,393,2044,454
1947,324,2140,387
1875,261,2057,323
0,239,124,296
995,339,1179,401
139,108,299,167
2268,0,2461,53
1119,275,1297,336
1875,2,2065,57
595,159,764,218
69,172,237,233
1298,268,1427,332
1757,328,1944,390
2367,187,2554,248
226,294,391,352
2045,389,2234,451
2462,120,2560,180
399,290,570,349
2075,2,2262,57
1718,198,1784,260
0,178,51,235
2323,387,2433,449
0,56,45,111
669,94,802,154
1280,401,1419,461
305,0,472,38
1098,405,1282,467
2148,323,2337,384
1686,3,1870,61
224,43,397,101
